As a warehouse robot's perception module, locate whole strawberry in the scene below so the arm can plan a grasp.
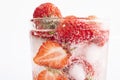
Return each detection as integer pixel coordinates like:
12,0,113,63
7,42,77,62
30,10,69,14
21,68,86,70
55,16,108,46
32,2,62,29
33,2,62,18
55,16,97,43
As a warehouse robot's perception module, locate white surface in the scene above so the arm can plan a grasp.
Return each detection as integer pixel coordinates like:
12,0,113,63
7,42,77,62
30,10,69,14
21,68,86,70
0,0,120,80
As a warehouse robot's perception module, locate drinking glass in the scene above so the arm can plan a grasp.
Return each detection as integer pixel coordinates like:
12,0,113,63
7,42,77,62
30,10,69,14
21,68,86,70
30,17,109,80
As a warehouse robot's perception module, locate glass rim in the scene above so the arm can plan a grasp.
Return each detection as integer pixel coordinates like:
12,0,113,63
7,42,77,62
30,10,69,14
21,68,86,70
31,17,98,21
31,28,58,32
31,17,109,31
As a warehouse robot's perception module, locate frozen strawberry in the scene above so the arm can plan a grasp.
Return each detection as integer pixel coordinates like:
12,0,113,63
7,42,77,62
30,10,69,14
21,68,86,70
37,69,68,80
55,15,108,46
33,2,62,18
33,40,70,69
55,16,100,44
32,2,62,29
63,57,94,80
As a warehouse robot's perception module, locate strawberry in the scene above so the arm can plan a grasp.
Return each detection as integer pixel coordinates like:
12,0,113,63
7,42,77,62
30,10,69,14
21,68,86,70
33,40,70,69
37,69,68,80
55,15,108,46
56,16,99,43
32,2,62,29
33,2,62,18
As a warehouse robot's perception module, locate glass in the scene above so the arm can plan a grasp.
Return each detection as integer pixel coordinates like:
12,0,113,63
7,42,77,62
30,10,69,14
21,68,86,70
30,17,109,80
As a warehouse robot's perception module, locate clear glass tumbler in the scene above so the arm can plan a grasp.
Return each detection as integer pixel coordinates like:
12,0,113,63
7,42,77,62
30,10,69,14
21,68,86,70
30,17,109,80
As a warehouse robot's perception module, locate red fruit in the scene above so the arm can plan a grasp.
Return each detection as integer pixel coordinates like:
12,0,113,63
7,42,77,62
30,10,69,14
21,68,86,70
33,40,70,69
56,16,99,43
33,2,62,18
32,3,62,29
37,69,68,80
56,16,108,46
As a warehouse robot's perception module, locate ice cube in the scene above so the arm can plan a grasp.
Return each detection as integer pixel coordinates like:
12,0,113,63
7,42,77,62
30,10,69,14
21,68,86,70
85,43,108,80
70,43,87,57
69,64,86,80
85,43,107,64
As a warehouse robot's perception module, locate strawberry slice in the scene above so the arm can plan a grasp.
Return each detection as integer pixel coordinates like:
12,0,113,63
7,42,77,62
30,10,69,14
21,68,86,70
33,40,70,69
37,69,68,80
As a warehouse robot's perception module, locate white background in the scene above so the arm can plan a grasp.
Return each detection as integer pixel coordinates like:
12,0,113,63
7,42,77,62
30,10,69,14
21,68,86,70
0,0,120,80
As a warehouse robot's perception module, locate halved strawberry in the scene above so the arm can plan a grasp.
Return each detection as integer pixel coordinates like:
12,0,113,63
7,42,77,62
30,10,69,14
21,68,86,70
33,40,70,69
33,2,62,18
37,69,68,80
